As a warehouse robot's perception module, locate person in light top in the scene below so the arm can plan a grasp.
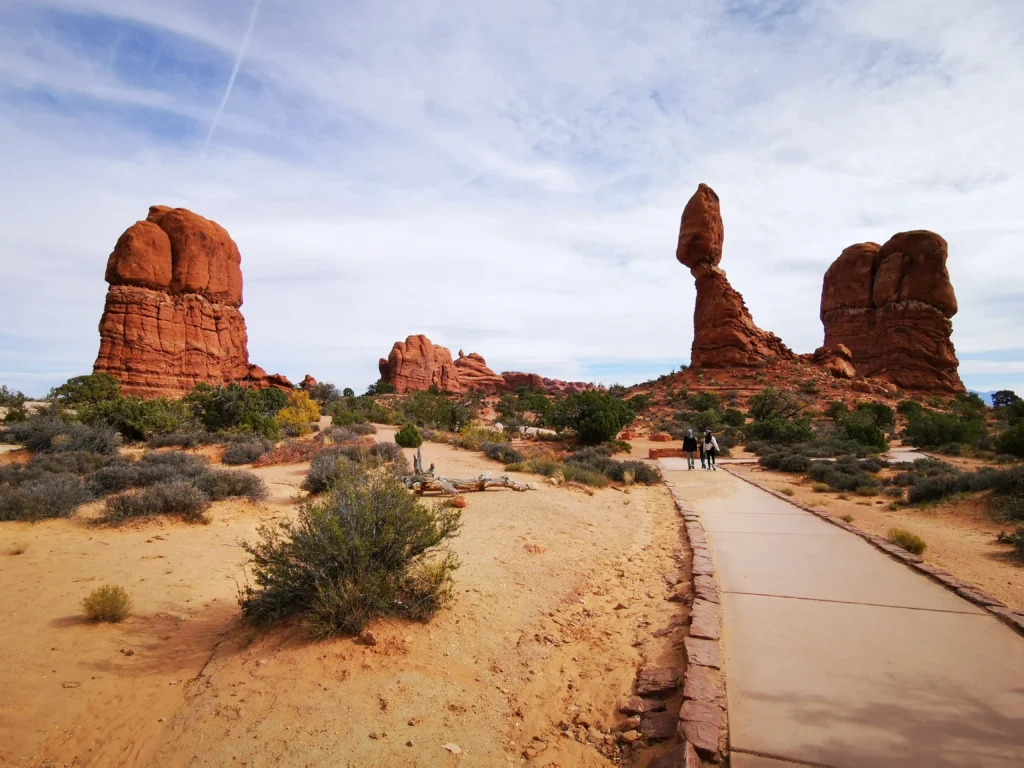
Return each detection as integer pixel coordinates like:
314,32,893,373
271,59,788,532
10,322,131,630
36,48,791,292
703,430,720,471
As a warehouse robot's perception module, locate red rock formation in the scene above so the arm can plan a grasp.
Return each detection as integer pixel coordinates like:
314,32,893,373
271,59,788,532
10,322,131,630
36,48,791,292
676,184,794,367
94,206,292,398
820,231,963,392
500,372,547,391
453,350,505,392
811,344,856,380
378,335,461,393
299,374,318,391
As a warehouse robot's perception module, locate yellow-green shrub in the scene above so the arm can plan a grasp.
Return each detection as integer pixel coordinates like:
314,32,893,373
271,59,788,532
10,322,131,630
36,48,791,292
275,391,321,436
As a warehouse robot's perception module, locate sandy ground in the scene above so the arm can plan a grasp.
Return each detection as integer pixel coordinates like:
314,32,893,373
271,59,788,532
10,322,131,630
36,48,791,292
734,465,1024,612
0,428,687,767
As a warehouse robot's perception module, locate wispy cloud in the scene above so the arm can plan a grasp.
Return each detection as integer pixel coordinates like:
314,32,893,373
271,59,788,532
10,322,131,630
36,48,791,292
0,0,1022,396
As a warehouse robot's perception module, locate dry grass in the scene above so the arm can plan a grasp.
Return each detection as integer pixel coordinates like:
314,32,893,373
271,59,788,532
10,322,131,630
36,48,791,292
82,585,133,622
888,528,927,555
840,514,854,523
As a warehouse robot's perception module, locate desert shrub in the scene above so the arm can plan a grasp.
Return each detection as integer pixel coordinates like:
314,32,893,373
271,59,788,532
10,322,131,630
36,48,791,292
800,380,819,395
307,382,340,406
222,439,272,466
552,391,633,446
748,387,804,422
4,405,28,423
811,482,830,493
897,399,924,418
827,401,849,420
836,410,889,452
194,470,268,502
0,473,91,522
147,431,215,448
78,396,194,441
996,423,1024,458
807,462,877,492
86,461,144,494
101,481,211,524
888,528,927,555
694,409,723,432
745,417,813,445
781,487,796,496
239,469,460,637
325,426,359,443
854,485,878,496
840,514,855,523
28,451,113,476
0,385,27,408
745,440,770,456
883,486,905,499
607,460,661,485
395,424,423,448
393,391,472,431
275,390,321,437
721,409,745,427
82,585,133,622
904,410,984,449
856,401,895,427
139,450,209,478
350,423,377,435
857,457,887,473
49,373,121,405
302,450,357,494
991,466,1024,522
936,442,963,456
686,392,721,412
481,442,523,464
564,446,660,485
252,438,324,467
561,464,611,488
509,458,562,477
185,384,285,438
366,381,398,395
4,416,120,455
998,527,1024,556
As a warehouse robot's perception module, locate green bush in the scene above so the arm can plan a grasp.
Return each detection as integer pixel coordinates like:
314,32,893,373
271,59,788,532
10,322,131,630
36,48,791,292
996,423,1024,458
78,396,194,441
904,410,984,449
0,385,27,408
185,384,286,438
745,417,813,445
307,382,340,406
3,416,120,454
888,528,927,555
553,391,633,446
686,392,721,412
807,462,878,493
721,409,746,427
998,527,1024,556
49,373,121,405
748,387,804,422
395,424,423,448
897,399,924,418
82,585,133,622
101,481,211,523
694,409,723,432
392,391,472,431
561,464,611,487
837,410,889,452
827,400,849,420
239,469,460,637
856,401,895,427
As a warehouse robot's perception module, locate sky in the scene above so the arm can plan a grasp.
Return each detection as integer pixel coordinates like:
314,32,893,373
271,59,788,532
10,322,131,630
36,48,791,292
1,0,1022,397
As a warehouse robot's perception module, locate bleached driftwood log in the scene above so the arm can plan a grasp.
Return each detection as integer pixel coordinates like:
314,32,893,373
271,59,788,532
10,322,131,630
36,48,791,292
402,448,533,496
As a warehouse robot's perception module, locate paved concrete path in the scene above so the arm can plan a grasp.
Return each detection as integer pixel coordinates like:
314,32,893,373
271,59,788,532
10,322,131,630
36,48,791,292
662,464,1024,768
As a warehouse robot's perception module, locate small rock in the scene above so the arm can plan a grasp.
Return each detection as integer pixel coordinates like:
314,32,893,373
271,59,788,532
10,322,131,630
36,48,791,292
369,732,379,740
408,717,420,726
450,496,468,508
587,727,604,743
120,648,135,656
614,602,628,610
406,740,414,747
619,729,641,743
621,715,641,729
443,743,462,754
359,630,378,646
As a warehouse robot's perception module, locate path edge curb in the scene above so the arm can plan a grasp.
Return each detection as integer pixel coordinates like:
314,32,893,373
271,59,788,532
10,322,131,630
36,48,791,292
664,478,729,764
722,467,1024,638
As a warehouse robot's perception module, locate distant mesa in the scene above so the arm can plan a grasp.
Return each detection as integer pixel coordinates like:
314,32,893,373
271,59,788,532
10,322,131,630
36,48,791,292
93,205,293,398
378,335,599,395
820,231,963,393
676,183,795,368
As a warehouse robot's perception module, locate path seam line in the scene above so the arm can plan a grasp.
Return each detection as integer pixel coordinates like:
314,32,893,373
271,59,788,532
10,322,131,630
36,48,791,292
724,590,987,615
730,746,837,767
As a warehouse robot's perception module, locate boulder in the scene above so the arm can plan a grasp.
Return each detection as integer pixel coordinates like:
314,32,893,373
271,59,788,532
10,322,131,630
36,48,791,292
299,374,318,391
453,350,506,392
378,335,462,393
821,231,963,392
676,184,794,367
812,344,856,379
93,206,291,398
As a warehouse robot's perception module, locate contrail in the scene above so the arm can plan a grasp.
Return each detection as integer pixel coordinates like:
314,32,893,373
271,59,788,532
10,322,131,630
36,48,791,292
201,0,262,158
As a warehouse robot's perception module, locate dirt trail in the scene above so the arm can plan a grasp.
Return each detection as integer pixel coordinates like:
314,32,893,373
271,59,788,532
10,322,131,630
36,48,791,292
0,432,686,767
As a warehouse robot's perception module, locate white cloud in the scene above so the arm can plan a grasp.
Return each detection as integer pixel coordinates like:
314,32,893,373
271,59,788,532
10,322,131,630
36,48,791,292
0,0,1022,396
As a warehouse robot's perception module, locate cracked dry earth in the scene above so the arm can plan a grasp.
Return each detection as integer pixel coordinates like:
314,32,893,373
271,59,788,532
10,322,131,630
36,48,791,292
0,435,690,767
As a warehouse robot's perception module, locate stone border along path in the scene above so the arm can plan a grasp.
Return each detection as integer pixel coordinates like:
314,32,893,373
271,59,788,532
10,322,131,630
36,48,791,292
663,476,731,765
662,461,1024,768
723,468,1024,636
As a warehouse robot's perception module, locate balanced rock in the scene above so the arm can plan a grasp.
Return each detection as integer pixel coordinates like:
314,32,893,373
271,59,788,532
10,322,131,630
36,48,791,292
299,374,318,391
93,206,292,398
676,184,794,367
820,231,963,392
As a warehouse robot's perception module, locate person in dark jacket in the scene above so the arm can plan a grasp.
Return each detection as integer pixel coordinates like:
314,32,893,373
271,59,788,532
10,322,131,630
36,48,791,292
682,429,698,470
698,429,706,469
703,430,720,471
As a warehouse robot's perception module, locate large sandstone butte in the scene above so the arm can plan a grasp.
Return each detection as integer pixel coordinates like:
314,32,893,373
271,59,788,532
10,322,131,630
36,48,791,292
93,205,292,398
378,335,598,395
820,231,963,392
676,184,794,367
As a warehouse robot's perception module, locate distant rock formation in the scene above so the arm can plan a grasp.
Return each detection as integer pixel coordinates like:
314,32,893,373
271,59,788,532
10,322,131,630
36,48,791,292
93,205,292,398
299,374,318,391
676,184,794,367
820,231,963,392
378,335,599,395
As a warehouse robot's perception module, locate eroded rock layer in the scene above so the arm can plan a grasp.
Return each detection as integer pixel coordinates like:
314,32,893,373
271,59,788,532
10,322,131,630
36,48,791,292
93,206,292,398
820,231,963,392
676,184,794,367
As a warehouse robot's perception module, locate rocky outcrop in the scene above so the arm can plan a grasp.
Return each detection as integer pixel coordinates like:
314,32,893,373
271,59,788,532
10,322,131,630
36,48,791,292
378,336,599,395
453,351,506,392
811,343,856,380
378,335,461,393
820,231,963,392
299,374,318,391
93,206,292,398
676,184,794,367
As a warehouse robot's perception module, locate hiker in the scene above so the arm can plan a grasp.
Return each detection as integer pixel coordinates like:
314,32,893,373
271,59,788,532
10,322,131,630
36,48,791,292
698,430,706,469
682,429,698,470
703,430,720,471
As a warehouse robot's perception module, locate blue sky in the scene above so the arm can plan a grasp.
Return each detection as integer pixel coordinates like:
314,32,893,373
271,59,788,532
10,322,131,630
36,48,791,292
1,0,1023,396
